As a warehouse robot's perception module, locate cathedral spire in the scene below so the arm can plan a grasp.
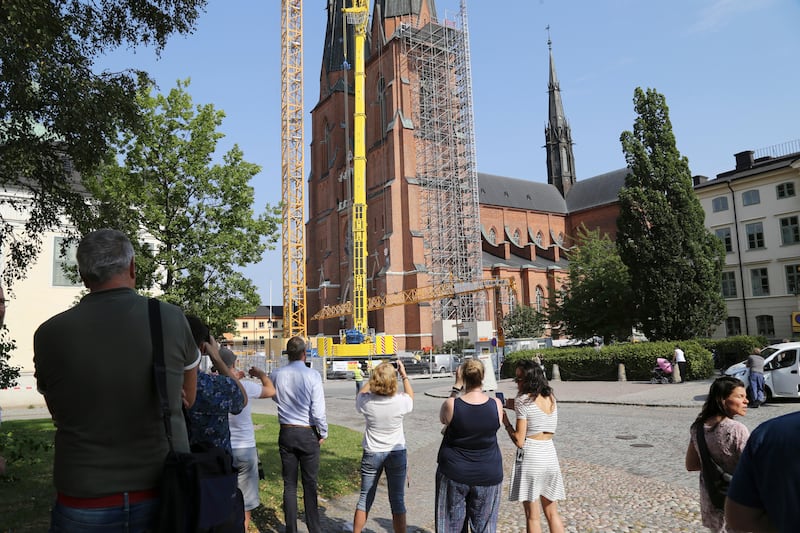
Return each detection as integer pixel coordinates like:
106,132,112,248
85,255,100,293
544,28,576,197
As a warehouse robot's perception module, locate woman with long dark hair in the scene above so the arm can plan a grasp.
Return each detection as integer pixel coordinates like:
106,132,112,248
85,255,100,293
685,376,749,532
504,359,565,533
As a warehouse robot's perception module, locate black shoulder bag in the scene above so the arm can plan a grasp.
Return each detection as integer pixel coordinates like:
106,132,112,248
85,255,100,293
695,423,733,510
149,298,242,533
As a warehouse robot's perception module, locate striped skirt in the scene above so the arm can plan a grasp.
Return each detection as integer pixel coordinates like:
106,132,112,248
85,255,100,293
508,438,566,502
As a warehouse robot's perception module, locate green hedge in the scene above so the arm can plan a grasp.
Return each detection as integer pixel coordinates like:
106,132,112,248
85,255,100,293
694,335,767,370
501,340,715,381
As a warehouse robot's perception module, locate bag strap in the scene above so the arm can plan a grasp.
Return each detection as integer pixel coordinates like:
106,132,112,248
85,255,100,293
148,297,175,453
695,423,730,478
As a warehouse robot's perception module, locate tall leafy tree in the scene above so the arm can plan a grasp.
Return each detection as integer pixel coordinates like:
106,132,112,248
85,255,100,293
0,0,206,385
503,304,546,339
617,87,725,340
80,80,280,335
549,225,635,343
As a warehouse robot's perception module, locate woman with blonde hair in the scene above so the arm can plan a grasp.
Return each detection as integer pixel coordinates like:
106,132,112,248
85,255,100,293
351,360,414,533
436,358,504,532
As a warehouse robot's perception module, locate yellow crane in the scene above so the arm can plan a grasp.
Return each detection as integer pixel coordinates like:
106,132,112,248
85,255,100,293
281,0,306,339
342,0,369,337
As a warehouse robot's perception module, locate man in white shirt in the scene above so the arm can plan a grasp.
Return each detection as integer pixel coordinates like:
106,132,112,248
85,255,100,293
270,337,327,533
673,345,687,383
221,347,275,531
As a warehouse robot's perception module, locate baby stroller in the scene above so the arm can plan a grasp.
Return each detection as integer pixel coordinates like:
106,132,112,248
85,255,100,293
650,357,673,384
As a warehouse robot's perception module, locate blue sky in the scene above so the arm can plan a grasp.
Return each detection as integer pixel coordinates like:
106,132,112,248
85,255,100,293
97,0,800,304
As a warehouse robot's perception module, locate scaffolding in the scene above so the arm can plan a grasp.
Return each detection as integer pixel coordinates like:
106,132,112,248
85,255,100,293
399,1,484,322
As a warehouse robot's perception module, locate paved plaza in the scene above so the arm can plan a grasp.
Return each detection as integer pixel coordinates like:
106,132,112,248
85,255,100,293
3,374,796,532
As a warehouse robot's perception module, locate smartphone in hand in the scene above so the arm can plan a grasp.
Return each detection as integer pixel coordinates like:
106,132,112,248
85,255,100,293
495,392,505,405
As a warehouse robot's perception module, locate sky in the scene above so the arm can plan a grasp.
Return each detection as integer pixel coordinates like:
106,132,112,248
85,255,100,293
97,0,800,305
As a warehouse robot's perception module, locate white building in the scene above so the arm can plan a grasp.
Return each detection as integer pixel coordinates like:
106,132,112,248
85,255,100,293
695,141,800,340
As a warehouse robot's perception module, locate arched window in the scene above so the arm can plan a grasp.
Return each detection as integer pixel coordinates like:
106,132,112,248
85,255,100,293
488,227,496,245
535,286,544,312
324,120,333,169
556,232,564,245
513,228,521,245
535,231,543,245
377,77,387,136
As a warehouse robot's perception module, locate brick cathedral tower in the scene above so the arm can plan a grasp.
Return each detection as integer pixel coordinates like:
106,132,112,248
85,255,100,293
305,0,484,351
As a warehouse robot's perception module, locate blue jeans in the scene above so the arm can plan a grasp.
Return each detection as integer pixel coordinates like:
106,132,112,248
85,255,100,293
435,469,502,533
749,372,765,403
356,448,407,514
50,497,158,532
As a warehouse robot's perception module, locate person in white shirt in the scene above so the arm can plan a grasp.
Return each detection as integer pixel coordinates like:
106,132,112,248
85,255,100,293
221,347,275,531
351,360,413,533
673,345,687,383
270,337,327,533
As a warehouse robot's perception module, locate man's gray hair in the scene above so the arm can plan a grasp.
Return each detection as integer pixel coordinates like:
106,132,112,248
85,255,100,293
77,229,135,285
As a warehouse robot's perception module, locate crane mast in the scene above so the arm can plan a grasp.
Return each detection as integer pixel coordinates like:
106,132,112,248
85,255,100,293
343,0,369,336
280,0,306,338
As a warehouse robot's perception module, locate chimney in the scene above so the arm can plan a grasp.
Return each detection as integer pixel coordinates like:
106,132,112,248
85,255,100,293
692,175,709,186
734,150,754,171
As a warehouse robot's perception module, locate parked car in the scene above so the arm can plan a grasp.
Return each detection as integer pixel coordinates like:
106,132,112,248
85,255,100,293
421,353,462,374
724,342,800,401
397,356,431,375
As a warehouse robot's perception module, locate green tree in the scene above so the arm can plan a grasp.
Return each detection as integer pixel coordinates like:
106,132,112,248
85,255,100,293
617,87,725,341
80,80,280,335
0,0,206,386
549,225,635,343
503,304,546,339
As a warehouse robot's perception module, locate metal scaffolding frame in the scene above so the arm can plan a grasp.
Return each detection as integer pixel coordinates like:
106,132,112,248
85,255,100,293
400,2,484,322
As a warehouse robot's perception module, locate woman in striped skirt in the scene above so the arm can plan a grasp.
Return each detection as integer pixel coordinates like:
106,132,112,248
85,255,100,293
503,359,565,533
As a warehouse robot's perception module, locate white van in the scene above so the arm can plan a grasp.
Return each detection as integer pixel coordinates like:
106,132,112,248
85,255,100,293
725,342,800,400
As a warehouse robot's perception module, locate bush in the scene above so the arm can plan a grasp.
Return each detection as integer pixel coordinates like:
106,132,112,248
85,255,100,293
502,340,715,381
694,335,767,370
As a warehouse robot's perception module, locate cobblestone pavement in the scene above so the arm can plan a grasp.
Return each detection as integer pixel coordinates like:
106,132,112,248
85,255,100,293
5,374,796,532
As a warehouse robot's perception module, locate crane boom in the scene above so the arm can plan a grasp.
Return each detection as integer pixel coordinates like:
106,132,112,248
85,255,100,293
281,0,306,338
342,1,369,335
310,278,517,320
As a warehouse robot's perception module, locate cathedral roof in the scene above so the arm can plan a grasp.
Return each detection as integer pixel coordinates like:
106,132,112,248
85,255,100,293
377,0,437,18
564,168,629,212
478,173,567,213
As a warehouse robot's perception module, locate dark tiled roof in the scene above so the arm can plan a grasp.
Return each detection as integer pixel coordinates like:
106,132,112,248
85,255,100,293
565,168,629,212
482,251,569,271
478,173,567,213
695,153,800,189
241,306,284,319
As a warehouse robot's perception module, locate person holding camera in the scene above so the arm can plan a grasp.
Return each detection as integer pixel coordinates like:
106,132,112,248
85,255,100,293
220,347,276,531
350,359,414,533
184,316,247,454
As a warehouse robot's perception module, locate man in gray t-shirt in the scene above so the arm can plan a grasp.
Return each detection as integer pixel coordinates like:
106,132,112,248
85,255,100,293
746,348,765,407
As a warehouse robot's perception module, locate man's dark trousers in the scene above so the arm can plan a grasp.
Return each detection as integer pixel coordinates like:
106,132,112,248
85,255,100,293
278,426,321,533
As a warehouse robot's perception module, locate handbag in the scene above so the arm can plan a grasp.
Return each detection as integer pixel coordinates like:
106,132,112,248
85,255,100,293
148,298,243,532
695,423,733,510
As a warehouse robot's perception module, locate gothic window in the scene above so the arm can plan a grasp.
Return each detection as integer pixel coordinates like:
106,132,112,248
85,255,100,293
535,286,544,312
535,231,543,245
512,229,521,245
488,227,496,245
556,232,564,245
377,77,388,137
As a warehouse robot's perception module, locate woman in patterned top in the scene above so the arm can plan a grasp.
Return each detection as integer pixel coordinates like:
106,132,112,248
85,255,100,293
503,359,565,533
685,376,749,532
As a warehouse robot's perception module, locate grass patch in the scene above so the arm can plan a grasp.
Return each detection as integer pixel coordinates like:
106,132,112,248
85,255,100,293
0,415,363,532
